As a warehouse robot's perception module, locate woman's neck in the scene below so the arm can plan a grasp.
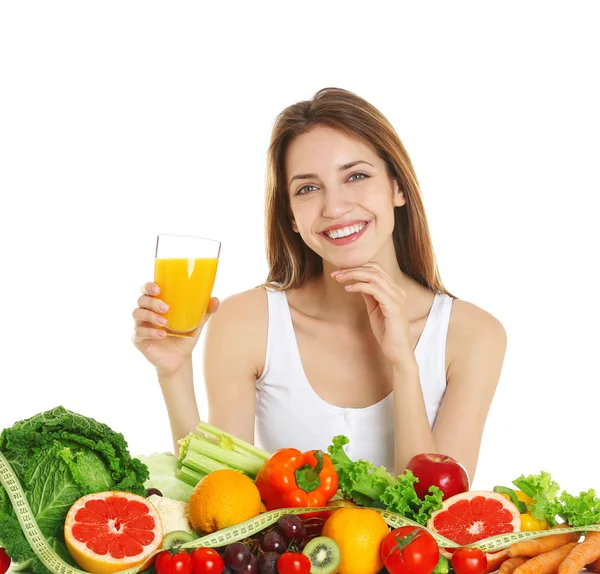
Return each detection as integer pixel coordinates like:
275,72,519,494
295,241,408,326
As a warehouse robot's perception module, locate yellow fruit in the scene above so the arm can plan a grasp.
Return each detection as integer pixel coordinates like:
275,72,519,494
188,469,262,534
64,491,163,574
521,513,549,531
514,490,534,507
322,507,389,574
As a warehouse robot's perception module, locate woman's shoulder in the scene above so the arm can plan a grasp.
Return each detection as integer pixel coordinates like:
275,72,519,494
210,286,270,328
203,286,270,375
446,297,507,357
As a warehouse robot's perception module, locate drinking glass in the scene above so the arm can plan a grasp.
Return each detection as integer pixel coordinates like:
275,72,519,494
154,234,221,337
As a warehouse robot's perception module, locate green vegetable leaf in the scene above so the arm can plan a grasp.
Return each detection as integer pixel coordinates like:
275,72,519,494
136,452,195,502
379,471,443,525
558,489,600,527
326,436,442,524
0,406,149,574
512,471,561,525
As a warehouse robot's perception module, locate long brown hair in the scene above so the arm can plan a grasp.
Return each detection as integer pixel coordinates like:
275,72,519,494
264,87,454,297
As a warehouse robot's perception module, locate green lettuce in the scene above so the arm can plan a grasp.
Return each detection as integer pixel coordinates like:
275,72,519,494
136,452,194,502
513,471,563,526
0,406,149,574
327,435,443,524
558,489,600,527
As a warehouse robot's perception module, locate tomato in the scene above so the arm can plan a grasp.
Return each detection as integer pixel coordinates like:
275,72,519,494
451,548,488,574
0,548,10,574
191,547,224,574
380,526,440,574
276,551,311,574
156,550,194,574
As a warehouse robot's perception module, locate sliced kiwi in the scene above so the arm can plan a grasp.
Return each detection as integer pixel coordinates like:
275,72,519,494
302,536,341,573
161,530,199,549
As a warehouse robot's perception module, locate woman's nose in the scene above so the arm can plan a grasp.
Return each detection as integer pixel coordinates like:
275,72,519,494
322,187,352,218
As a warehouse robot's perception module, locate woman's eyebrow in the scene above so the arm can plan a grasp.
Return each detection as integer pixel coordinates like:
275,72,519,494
289,160,374,186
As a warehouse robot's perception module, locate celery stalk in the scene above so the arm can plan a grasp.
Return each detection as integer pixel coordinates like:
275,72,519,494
182,450,235,475
176,464,206,487
187,434,265,476
195,421,270,463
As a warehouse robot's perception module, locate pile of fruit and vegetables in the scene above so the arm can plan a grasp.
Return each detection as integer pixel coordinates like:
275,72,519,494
1,407,600,574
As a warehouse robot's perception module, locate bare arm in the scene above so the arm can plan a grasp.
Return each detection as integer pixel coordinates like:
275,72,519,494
202,288,268,444
391,301,506,478
158,360,201,454
432,300,508,481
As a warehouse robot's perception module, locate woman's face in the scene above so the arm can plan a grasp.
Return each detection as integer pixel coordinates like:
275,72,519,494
286,124,405,270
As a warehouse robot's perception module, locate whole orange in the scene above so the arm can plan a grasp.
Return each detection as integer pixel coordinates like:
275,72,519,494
188,469,262,534
322,507,389,574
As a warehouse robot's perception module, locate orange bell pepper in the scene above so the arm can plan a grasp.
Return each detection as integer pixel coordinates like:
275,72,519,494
255,448,339,511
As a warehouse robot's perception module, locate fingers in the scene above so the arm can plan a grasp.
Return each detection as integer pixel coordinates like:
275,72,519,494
132,307,167,327
133,324,166,345
206,297,220,315
137,294,169,314
141,282,160,296
344,281,400,313
332,265,406,301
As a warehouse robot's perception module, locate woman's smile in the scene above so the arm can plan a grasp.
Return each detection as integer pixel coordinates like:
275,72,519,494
320,219,371,246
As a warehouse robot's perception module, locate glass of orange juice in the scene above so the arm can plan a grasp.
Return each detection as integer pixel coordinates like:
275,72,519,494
154,234,221,337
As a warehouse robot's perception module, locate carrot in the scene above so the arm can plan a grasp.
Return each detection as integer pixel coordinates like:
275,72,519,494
514,542,578,574
500,556,528,574
558,532,600,574
508,526,580,558
585,557,600,573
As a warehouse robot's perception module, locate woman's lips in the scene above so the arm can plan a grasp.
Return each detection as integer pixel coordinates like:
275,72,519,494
321,221,370,246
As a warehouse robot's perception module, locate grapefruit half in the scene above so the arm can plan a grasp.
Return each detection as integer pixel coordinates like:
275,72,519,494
427,490,521,573
64,491,163,574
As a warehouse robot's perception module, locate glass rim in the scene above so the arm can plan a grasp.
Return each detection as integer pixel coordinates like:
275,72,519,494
156,233,221,246
155,234,221,259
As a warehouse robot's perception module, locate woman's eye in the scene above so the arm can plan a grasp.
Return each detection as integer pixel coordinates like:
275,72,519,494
296,184,317,195
295,173,368,195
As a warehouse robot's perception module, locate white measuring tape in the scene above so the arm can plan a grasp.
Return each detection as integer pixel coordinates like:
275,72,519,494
2,451,600,574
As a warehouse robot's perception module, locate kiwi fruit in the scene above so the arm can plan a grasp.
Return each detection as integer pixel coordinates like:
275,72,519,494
161,530,199,549
302,536,341,573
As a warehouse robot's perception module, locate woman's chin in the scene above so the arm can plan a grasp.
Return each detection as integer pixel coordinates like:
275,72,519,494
323,253,375,270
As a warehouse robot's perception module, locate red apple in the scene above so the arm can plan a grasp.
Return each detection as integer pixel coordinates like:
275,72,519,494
405,453,470,500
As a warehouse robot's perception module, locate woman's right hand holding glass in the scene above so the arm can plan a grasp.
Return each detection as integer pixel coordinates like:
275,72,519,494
132,282,219,378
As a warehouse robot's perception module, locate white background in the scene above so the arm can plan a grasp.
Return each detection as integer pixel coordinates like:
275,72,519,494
1,2,598,496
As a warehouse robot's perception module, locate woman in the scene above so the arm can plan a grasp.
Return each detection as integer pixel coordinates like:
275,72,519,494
132,87,506,480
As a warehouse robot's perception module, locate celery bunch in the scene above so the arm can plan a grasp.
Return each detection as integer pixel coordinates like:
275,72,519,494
177,421,270,487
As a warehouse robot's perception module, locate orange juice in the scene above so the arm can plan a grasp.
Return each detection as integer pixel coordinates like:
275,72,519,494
154,257,219,335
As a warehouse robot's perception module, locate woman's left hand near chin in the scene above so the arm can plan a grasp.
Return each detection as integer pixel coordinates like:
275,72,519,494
331,262,416,368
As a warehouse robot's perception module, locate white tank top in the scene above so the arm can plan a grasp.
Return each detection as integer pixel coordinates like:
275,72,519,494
255,288,453,472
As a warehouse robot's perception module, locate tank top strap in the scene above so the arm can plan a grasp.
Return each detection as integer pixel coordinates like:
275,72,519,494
256,285,299,389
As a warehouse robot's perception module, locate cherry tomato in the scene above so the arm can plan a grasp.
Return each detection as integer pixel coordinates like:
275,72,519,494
276,551,311,574
156,550,194,574
0,548,10,574
380,526,440,574
191,547,224,574
452,548,488,574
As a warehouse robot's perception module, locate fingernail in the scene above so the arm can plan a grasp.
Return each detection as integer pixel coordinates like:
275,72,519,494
331,271,341,277
157,316,167,325
157,330,166,337
160,303,169,312
152,285,160,294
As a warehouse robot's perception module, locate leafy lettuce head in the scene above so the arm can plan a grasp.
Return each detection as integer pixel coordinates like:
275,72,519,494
0,406,149,573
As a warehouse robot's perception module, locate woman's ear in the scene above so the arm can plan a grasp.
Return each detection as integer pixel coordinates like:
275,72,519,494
291,217,299,232
393,178,407,207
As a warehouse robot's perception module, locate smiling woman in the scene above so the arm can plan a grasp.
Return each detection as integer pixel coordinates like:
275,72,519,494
132,87,507,481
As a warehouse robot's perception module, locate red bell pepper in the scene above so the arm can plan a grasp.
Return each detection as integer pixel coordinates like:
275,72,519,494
255,448,338,511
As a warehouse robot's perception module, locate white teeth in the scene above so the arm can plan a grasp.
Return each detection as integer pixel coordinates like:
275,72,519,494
325,223,366,239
